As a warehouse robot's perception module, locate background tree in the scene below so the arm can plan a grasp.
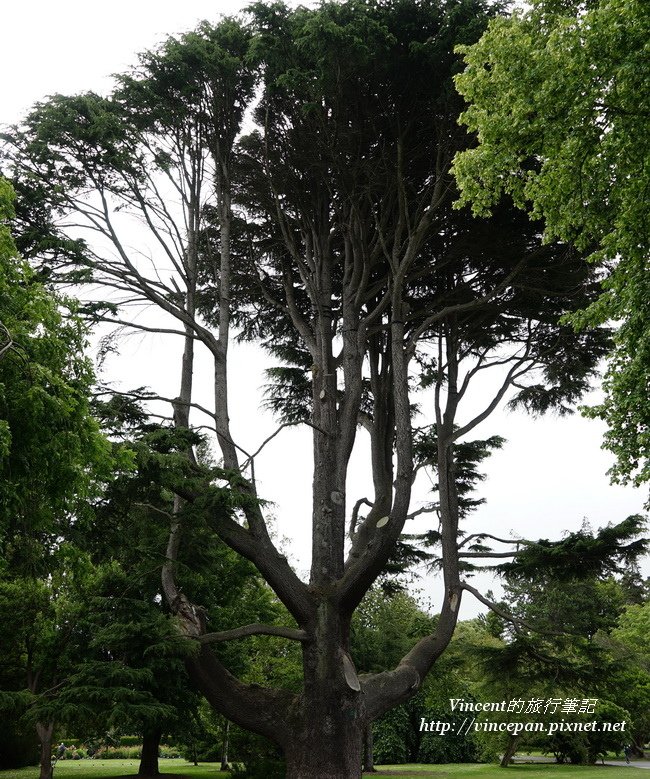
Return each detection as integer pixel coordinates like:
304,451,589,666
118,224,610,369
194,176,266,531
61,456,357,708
463,544,645,766
600,597,650,754
0,178,112,779
452,0,650,493
55,398,291,776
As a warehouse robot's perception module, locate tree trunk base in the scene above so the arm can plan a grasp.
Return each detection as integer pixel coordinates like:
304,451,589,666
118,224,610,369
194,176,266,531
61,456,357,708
285,739,363,779
36,722,54,779
500,734,520,767
138,729,162,777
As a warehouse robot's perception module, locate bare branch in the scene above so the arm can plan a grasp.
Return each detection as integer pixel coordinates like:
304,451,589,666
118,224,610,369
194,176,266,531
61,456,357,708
459,533,528,549
461,581,561,637
406,257,529,353
242,420,328,470
93,387,218,426
406,505,436,521
199,623,308,644
134,502,174,520
0,322,13,361
95,315,200,339
453,357,534,441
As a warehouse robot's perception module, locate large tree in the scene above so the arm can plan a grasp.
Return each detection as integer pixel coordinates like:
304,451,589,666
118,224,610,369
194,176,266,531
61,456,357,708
451,0,650,492
2,4,644,777
0,178,112,779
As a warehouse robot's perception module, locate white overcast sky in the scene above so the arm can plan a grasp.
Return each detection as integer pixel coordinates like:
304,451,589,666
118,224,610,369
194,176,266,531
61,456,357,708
2,1,647,618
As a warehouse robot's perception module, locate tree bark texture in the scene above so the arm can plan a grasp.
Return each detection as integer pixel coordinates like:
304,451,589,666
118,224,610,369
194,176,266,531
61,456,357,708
36,722,54,779
363,724,376,772
283,604,365,779
170,184,466,777
138,729,162,777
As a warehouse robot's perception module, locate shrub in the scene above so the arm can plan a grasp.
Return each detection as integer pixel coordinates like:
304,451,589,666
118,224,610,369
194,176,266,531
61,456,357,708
98,746,142,759
417,728,479,764
229,758,286,779
179,739,221,762
159,745,181,759
372,706,412,764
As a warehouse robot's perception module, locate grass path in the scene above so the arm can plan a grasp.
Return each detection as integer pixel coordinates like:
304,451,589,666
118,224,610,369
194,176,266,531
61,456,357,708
1,759,647,779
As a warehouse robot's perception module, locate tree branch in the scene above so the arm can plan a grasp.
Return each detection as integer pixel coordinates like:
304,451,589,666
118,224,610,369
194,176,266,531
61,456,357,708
199,623,308,644
459,533,527,549
460,581,561,636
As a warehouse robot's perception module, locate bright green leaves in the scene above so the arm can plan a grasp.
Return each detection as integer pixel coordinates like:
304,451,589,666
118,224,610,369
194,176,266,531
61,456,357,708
612,600,650,657
0,177,17,260
0,178,112,576
452,0,650,490
454,0,650,250
0,179,114,743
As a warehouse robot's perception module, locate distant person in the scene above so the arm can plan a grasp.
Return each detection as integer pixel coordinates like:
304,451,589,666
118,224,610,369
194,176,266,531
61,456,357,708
56,744,66,759
624,744,634,764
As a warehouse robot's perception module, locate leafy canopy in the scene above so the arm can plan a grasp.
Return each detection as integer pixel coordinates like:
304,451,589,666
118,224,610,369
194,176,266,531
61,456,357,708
452,0,650,490
0,179,112,576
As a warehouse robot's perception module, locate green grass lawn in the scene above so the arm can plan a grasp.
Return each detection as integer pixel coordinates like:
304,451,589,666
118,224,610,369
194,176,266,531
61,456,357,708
375,765,648,778
0,760,227,779
0,759,646,779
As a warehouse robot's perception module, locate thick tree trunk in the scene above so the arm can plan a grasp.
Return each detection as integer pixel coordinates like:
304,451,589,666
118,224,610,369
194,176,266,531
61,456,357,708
36,722,54,779
284,602,364,779
363,724,376,772
138,729,162,776
285,720,363,779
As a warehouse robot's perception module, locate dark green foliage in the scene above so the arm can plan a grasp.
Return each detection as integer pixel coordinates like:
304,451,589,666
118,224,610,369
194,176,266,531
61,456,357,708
351,589,436,674
56,564,194,734
351,589,480,765
0,720,39,768
413,432,506,520
372,705,412,765
498,516,648,583
230,758,286,779
371,679,480,764
87,402,297,753
396,431,506,580
417,713,479,763
465,549,646,764
64,404,285,742
544,701,632,765
232,0,611,439
119,735,144,747
415,649,481,764
179,737,222,763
